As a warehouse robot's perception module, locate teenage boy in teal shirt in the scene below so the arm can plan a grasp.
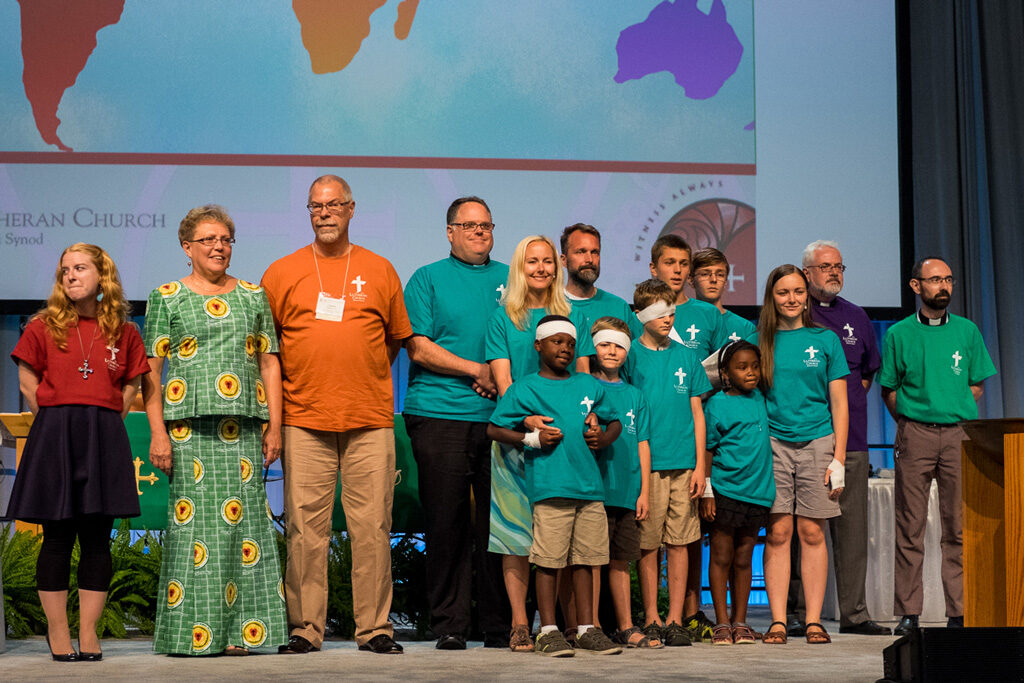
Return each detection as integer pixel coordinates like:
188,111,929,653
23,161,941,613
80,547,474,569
488,315,623,657
621,279,711,647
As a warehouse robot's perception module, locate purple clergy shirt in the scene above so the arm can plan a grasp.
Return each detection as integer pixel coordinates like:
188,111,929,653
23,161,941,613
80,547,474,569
809,295,881,451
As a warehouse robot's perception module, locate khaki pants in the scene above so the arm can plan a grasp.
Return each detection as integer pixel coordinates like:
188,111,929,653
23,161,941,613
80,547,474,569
893,420,964,618
282,425,396,647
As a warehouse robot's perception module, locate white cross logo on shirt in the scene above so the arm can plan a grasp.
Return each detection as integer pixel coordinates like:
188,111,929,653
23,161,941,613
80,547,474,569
686,324,700,341
675,368,687,385
496,283,506,298
626,409,635,427
805,346,819,360
351,276,366,293
728,332,741,342
843,323,855,338
580,396,595,413
952,351,962,368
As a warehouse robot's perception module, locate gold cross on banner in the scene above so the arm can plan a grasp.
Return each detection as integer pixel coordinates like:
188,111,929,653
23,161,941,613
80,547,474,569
134,456,159,495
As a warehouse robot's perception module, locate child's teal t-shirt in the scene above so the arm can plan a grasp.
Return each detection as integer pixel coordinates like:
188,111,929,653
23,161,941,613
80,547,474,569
621,340,711,471
628,297,728,359
704,388,775,508
595,379,651,510
721,309,756,344
403,255,509,421
485,306,594,380
750,326,850,441
490,372,617,504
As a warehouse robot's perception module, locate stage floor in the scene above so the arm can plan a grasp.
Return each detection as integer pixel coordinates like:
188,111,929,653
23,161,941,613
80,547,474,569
1,609,930,681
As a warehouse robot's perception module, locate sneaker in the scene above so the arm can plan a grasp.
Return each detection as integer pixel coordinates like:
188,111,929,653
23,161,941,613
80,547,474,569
684,610,715,643
662,621,692,646
535,629,575,657
575,628,623,655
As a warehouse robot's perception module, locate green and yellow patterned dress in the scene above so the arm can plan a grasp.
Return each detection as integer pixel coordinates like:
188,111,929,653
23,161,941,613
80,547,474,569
145,279,287,655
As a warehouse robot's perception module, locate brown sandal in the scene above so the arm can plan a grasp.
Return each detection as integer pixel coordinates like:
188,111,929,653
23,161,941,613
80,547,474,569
763,620,788,645
804,622,831,644
510,624,534,652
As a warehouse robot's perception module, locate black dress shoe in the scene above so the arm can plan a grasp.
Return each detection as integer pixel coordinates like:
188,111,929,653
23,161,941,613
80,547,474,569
435,633,467,650
359,634,404,654
278,634,320,654
78,650,103,661
46,634,79,662
839,620,892,636
893,615,919,637
946,615,964,628
483,630,509,648
786,617,805,637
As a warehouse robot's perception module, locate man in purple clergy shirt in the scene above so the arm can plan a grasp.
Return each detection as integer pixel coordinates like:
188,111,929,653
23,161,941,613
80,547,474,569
794,240,890,635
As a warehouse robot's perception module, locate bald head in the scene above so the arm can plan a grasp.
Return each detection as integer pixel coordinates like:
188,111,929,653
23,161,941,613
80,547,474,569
309,174,352,202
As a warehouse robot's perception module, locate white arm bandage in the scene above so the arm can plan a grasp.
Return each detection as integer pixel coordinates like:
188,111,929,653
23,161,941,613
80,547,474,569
703,479,715,499
522,429,542,449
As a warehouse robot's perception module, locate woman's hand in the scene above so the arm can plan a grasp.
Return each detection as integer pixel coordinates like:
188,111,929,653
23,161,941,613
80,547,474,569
149,429,173,475
262,425,283,467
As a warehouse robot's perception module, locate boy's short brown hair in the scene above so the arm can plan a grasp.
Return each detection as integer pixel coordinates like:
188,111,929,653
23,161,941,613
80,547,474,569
691,247,729,271
650,234,691,265
590,316,632,338
633,278,675,310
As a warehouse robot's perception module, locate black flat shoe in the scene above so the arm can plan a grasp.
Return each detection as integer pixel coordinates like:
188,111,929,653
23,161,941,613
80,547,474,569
46,634,79,662
786,616,805,637
435,633,467,650
278,634,320,654
839,620,892,636
358,634,404,654
893,615,919,637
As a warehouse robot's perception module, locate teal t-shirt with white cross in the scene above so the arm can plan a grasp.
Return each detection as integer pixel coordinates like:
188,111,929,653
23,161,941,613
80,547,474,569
673,298,729,358
721,309,756,344
877,313,996,423
403,255,509,421
621,340,711,471
566,288,635,338
595,379,651,510
490,372,617,504
751,326,850,441
484,306,594,380
704,388,775,508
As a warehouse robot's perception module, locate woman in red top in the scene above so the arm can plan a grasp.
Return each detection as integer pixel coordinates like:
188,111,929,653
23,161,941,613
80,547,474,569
6,243,149,662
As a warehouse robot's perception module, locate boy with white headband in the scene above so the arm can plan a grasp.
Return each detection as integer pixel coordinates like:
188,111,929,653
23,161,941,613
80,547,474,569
588,317,661,649
622,279,711,647
488,315,623,657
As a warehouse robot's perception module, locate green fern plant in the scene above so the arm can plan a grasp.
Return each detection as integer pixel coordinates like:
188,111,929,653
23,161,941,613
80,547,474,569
1,525,46,637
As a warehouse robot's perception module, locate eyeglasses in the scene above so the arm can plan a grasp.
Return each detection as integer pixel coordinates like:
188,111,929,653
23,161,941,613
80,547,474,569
186,236,235,247
449,221,495,232
809,263,847,273
306,200,352,214
915,276,956,286
694,270,728,281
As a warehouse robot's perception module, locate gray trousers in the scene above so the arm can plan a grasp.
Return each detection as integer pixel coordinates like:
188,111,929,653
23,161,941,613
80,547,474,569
893,420,963,618
787,451,871,627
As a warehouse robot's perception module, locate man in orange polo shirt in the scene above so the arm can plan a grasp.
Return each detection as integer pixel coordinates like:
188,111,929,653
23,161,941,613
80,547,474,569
262,174,412,655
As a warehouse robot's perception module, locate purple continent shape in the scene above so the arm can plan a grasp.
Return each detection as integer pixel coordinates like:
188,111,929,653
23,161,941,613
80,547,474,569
614,0,743,100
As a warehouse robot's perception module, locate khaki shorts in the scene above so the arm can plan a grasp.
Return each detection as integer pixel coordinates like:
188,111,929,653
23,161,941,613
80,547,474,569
639,469,700,549
529,498,609,568
769,434,841,519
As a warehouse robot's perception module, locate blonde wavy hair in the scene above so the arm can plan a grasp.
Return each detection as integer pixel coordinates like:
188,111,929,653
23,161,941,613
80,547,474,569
35,243,131,350
503,235,570,330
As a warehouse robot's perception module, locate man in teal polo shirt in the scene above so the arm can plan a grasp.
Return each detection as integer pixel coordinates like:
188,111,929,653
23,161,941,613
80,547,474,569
879,257,996,636
560,223,635,332
403,196,510,649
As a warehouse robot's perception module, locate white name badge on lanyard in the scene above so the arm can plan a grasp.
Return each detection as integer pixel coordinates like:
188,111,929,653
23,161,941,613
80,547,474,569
315,292,346,321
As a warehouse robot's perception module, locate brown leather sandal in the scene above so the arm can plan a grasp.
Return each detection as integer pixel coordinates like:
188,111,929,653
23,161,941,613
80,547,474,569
804,622,832,644
509,624,534,652
763,620,788,645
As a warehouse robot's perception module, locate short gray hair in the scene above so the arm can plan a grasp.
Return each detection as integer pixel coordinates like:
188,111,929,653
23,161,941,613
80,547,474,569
802,240,841,267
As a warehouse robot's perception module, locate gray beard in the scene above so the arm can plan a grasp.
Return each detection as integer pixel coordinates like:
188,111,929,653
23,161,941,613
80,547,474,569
570,268,599,288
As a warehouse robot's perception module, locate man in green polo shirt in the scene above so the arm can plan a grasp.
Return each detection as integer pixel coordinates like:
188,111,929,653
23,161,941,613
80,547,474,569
403,196,510,649
878,257,996,636
559,223,635,333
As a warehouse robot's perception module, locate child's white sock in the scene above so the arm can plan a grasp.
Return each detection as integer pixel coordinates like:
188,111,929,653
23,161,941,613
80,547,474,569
540,624,558,634
578,624,594,634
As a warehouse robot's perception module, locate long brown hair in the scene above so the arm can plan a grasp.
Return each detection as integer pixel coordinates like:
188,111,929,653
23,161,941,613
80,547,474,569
35,243,131,350
757,264,817,388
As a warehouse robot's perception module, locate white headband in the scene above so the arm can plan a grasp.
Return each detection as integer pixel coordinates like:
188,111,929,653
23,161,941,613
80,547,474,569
636,301,676,323
535,320,577,341
592,329,631,353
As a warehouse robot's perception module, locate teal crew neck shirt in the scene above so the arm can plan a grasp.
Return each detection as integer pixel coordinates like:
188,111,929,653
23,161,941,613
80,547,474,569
877,313,996,423
490,372,617,504
403,255,509,421
595,379,651,510
704,389,775,508
721,309,756,344
484,306,594,380
750,326,849,441
566,288,635,338
621,340,711,471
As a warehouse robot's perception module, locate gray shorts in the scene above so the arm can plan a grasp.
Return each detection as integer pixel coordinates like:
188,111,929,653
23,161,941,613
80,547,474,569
769,434,841,519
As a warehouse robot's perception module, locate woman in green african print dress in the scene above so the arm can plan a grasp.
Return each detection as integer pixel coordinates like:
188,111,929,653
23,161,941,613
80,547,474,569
142,206,286,655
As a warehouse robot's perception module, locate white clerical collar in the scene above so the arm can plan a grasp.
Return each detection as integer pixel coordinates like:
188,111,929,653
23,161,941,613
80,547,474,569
917,309,949,326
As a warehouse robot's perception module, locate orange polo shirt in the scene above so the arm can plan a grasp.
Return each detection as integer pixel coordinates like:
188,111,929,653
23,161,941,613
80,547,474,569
262,244,412,432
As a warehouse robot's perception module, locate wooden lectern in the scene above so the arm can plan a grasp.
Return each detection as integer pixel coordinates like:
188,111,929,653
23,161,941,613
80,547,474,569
0,412,41,534
960,418,1024,627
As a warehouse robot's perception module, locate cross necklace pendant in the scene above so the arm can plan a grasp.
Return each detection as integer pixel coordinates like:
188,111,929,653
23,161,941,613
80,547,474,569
75,324,98,380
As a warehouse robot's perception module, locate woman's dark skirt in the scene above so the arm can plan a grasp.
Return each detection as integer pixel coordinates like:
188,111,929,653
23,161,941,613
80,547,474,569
3,405,141,523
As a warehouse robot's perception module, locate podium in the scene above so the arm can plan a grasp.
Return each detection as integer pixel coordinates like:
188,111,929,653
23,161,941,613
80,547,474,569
960,418,1024,627
0,412,41,534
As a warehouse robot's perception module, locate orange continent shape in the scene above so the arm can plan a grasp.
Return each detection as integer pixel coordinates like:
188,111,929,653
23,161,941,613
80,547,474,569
294,0,387,74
